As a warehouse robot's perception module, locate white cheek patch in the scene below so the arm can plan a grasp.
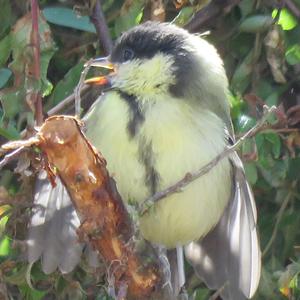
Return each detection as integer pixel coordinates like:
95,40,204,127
112,53,176,96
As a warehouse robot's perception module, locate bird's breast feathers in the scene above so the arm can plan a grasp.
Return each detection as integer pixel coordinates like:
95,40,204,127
85,91,232,247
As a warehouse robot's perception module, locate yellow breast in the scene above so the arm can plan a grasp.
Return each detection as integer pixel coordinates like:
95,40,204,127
85,92,232,248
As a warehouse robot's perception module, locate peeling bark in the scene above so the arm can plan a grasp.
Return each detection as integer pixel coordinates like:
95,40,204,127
9,115,170,299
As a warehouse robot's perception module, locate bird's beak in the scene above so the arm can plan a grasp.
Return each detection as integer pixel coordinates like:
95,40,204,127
84,57,115,87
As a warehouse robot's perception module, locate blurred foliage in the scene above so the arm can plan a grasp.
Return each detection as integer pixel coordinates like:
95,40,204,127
0,0,300,299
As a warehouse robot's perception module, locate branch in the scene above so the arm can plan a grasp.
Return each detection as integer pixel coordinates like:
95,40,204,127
30,0,43,125
262,181,297,257
90,0,113,55
47,84,90,116
139,105,277,215
74,62,93,117
0,147,25,170
184,0,241,32
1,117,171,300
285,0,300,19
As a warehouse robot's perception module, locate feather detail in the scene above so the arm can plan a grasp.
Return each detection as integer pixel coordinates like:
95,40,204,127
27,173,85,274
185,153,261,299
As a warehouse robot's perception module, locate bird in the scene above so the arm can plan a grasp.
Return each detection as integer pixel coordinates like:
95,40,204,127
27,21,261,299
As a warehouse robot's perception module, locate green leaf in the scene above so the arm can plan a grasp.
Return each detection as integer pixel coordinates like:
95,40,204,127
0,89,26,119
172,7,194,26
0,68,12,89
193,287,211,300
237,114,256,133
0,34,11,67
0,121,20,140
245,162,258,184
231,50,253,93
114,0,144,37
238,0,253,18
46,61,84,110
0,237,10,256
3,265,28,285
285,44,300,65
0,12,56,118
239,15,274,33
19,285,47,300
228,92,245,120
0,205,11,256
287,158,300,180
43,7,96,33
40,49,56,97
265,132,281,158
0,0,12,39
272,8,298,31
265,91,279,106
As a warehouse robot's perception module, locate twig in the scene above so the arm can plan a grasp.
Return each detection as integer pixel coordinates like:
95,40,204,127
209,284,225,300
90,0,113,55
262,181,296,257
285,0,300,18
0,147,25,170
139,105,277,215
47,84,90,116
74,62,93,117
31,0,43,125
184,2,219,32
184,0,241,32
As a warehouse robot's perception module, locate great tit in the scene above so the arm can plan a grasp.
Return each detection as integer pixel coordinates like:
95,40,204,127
28,22,261,299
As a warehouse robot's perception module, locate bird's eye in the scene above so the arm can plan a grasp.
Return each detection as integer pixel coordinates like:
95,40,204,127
122,48,134,61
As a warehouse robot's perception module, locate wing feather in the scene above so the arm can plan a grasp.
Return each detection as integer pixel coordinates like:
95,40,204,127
28,173,84,274
185,152,261,299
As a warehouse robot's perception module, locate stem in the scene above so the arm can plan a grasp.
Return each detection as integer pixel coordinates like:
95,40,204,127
31,0,43,125
47,85,90,116
90,0,113,55
262,182,296,257
0,147,25,170
285,0,300,19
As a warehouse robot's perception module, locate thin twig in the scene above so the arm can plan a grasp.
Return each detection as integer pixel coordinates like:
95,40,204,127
139,105,277,215
90,0,113,55
184,2,219,32
74,62,93,117
285,0,300,18
0,147,25,170
262,181,297,257
184,0,241,32
31,0,43,125
47,84,90,116
209,284,225,300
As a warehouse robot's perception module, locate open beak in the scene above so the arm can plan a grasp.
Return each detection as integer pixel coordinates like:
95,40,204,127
84,57,115,87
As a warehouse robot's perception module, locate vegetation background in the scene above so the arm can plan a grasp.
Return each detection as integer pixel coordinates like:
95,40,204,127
0,0,300,299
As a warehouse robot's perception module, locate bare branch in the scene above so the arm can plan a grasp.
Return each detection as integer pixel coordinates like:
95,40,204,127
30,0,43,125
185,0,241,32
139,105,277,215
285,0,300,18
47,85,90,116
0,147,25,170
90,0,113,55
262,180,297,257
74,62,93,117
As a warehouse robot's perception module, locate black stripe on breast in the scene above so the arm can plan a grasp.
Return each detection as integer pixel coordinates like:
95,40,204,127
138,138,160,196
118,90,159,195
118,90,144,138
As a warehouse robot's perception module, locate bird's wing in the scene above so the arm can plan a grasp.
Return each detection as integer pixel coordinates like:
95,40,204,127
27,172,99,274
185,152,261,299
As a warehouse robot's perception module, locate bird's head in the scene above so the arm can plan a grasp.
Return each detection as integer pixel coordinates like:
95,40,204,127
87,21,228,106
